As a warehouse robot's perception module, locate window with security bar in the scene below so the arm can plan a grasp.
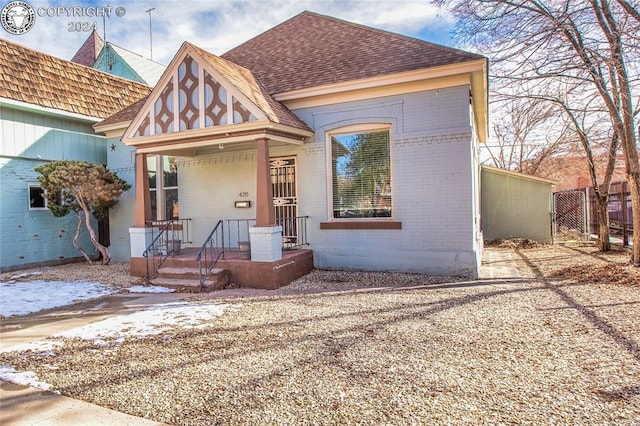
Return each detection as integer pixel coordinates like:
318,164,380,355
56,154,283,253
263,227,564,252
330,128,392,219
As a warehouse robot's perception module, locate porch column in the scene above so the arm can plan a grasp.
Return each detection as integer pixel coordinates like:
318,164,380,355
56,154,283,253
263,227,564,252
255,137,275,226
251,137,282,262
134,152,152,227
129,152,154,276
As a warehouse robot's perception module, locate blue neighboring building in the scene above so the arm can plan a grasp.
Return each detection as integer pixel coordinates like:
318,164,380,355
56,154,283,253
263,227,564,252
0,38,150,272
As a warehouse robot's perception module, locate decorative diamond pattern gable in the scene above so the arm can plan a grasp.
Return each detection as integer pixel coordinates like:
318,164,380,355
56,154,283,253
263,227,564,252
132,51,262,139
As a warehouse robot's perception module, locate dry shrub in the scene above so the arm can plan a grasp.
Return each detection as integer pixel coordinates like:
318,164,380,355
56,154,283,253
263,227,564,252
485,238,545,249
550,263,640,287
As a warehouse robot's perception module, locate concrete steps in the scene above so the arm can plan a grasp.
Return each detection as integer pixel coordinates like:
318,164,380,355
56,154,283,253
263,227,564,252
152,266,230,293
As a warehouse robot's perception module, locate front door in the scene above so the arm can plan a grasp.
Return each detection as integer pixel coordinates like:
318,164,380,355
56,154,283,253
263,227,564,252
270,157,298,247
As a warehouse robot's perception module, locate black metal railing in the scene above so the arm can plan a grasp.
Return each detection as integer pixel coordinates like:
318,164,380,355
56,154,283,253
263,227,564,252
196,220,224,291
279,215,309,249
225,216,309,250
142,218,191,282
225,218,254,251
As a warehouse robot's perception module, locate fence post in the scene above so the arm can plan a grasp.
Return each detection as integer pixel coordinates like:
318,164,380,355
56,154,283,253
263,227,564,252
621,181,629,246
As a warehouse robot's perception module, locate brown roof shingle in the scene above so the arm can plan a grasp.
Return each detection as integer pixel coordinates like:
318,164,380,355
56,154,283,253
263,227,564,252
71,29,104,67
0,38,151,119
95,95,149,128
188,43,311,132
222,11,485,95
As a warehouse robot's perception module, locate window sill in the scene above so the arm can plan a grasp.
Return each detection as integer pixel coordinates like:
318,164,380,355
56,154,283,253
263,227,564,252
320,221,402,230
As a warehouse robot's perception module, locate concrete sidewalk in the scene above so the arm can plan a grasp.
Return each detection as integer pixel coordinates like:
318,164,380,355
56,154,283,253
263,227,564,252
479,248,524,281
1,381,166,425
1,292,184,426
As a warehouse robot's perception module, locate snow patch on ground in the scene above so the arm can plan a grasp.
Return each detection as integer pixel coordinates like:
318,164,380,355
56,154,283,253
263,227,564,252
128,285,176,293
0,277,237,391
57,300,232,343
0,280,118,318
0,365,55,391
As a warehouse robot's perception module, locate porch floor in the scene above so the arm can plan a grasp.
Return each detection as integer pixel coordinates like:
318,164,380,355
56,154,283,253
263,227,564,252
143,247,314,290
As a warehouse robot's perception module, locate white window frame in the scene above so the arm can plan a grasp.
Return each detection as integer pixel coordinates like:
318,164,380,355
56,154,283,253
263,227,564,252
148,155,179,221
325,123,393,221
28,184,48,210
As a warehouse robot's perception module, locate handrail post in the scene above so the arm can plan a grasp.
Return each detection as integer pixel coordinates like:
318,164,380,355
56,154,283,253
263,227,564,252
197,220,225,291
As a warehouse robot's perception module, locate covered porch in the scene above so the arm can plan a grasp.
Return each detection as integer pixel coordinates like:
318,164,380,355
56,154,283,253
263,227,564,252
127,132,315,289
131,217,313,290
118,43,315,289
136,245,314,291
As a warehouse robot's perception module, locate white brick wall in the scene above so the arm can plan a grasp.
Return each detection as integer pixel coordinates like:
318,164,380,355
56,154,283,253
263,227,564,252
108,85,482,276
293,86,480,276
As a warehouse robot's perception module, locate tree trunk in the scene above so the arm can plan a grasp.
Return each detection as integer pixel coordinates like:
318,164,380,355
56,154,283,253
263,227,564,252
595,195,611,251
627,171,640,265
79,201,111,265
73,211,93,264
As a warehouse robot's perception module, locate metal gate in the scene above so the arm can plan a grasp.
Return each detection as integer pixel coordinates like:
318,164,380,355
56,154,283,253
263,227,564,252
553,190,588,243
271,157,298,248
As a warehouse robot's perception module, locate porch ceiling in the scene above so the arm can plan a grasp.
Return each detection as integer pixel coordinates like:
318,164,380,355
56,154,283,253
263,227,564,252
124,120,313,156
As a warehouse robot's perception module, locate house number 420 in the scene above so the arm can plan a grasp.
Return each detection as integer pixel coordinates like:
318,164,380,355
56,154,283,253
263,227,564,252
239,192,249,197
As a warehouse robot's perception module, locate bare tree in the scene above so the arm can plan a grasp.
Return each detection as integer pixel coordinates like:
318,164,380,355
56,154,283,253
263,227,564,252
438,0,640,263
559,100,620,251
485,96,572,174
525,84,621,250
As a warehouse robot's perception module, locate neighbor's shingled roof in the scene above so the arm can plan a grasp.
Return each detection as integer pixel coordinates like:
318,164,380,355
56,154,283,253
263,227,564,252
0,38,151,119
71,29,104,67
222,11,485,94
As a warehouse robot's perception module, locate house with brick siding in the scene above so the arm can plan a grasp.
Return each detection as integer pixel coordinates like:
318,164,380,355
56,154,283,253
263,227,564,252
0,39,151,272
93,11,488,287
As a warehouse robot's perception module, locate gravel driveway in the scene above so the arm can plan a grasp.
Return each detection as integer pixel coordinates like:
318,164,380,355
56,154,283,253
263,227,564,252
1,244,639,425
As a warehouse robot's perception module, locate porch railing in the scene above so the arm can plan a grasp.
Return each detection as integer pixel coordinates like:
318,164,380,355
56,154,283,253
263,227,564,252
280,215,309,250
142,218,192,282
196,220,224,291
225,216,309,250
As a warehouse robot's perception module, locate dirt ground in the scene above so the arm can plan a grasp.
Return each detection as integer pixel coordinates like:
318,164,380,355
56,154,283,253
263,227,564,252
1,243,639,425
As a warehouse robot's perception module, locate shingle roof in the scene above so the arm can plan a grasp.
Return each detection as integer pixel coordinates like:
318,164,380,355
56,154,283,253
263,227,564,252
95,95,149,128
0,38,151,119
222,11,485,95
71,29,104,67
188,43,312,132
106,43,166,86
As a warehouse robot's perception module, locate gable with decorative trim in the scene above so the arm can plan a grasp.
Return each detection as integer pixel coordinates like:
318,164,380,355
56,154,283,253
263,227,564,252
125,44,266,141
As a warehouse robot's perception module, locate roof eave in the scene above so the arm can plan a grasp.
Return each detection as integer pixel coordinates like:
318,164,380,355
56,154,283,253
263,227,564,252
1,97,103,123
481,165,558,185
123,120,313,152
93,119,131,135
274,58,489,143
273,59,488,102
